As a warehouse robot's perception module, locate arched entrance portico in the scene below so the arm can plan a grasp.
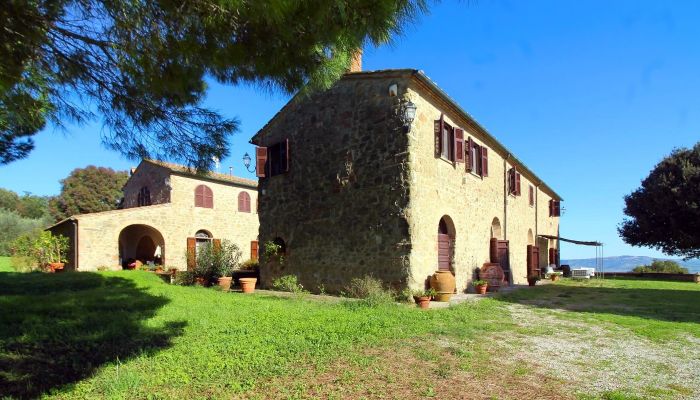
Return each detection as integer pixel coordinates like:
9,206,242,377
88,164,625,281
118,224,165,268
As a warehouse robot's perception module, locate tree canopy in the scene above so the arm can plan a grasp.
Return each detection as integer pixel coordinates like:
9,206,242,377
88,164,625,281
619,143,700,259
0,188,50,219
1,0,428,168
632,260,688,274
48,166,128,221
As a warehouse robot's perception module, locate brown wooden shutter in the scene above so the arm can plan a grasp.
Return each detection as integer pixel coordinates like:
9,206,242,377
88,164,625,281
213,239,221,253
187,237,196,270
194,185,203,207
489,237,499,263
284,138,290,173
454,128,464,163
549,199,554,216
204,186,213,208
434,114,444,158
554,201,561,216
250,240,259,261
527,245,540,276
515,173,521,196
529,186,534,206
466,137,473,172
549,248,556,264
255,146,267,178
481,146,489,177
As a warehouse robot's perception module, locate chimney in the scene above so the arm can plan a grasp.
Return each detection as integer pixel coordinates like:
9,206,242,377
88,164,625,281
349,49,362,73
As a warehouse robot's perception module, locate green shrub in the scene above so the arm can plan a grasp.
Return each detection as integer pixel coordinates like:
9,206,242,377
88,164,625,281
188,240,242,281
10,255,39,272
240,258,259,271
0,209,49,256
343,275,395,307
272,275,306,294
632,260,689,274
173,270,195,286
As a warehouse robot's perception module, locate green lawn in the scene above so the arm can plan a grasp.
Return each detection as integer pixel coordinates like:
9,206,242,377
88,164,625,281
0,271,698,399
0,256,13,272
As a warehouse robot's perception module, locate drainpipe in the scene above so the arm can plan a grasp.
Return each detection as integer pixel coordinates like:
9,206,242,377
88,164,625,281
72,219,79,271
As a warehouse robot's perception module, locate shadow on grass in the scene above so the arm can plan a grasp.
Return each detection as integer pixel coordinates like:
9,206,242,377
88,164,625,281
0,272,185,399
496,281,700,324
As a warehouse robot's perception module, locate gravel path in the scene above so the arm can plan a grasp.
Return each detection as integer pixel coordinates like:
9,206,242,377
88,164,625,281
500,303,700,399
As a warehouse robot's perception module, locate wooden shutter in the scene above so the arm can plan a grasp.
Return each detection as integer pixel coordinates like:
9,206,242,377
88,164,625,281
204,186,213,208
437,233,451,271
489,237,499,263
194,185,203,207
515,173,521,196
187,237,196,270
527,245,540,276
554,201,561,217
481,146,489,177
529,186,534,206
549,248,556,264
255,146,267,178
454,128,464,163
284,138,290,173
238,192,250,212
250,240,259,261
466,137,474,172
213,239,221,253
434,114,444,158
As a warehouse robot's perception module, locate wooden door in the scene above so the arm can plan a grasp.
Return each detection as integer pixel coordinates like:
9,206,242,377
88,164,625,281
497,240,509,271
527,245,540,277
438,234,452,271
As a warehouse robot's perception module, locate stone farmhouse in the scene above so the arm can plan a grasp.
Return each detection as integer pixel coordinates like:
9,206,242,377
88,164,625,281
252,68,562,293
48,159,259,271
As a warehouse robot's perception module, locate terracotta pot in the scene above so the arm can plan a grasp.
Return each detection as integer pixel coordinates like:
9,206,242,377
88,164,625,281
49,262,65,273
218,277,232,292
413,296,431,309
551,274,560,282
239,277,257,293
430,270,456,302
475,284,488,295
527,277,538,287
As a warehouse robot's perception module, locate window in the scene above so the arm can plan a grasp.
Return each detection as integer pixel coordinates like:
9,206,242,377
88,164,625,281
508,167,521,196
549,199,561,217
194,185,213,208
441,122,454,161
528,185,535,206
137,186,151,206
238,192,251,213
255,139,290,178
466,137,488,177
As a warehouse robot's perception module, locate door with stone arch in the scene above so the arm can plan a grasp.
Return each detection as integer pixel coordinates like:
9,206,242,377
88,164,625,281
437,216,455,271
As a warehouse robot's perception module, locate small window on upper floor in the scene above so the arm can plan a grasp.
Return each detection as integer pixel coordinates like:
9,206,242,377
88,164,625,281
255,139,289,178
466,138,488,177
529,185,535,206
508,167,521,196
194,185,213,208
238,192,251,213
137,186,151,206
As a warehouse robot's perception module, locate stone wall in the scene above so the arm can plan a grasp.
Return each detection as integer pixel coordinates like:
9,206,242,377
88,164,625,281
122,162,171,208
60,172,259,271
256,75,412,292
404,78,560,290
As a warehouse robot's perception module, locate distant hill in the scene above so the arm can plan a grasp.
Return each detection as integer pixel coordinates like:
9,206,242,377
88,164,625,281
561,256,700,274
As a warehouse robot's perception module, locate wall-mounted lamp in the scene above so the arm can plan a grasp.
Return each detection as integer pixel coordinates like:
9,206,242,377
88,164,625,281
242,152,255,173
402,100,417,132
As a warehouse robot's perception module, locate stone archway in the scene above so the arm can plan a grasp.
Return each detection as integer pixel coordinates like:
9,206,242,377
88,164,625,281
118,224,165,268
491,217,502,239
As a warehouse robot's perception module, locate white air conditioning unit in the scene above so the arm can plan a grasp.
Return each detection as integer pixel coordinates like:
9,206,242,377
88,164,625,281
571,268,595,279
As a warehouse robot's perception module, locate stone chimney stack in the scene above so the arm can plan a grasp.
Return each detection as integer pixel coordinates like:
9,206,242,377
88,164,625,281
349,49,362,72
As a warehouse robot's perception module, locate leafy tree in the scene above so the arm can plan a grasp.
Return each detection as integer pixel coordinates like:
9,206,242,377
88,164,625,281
0,209,49,256
49,166,128,221
619,143,700,259
0,188,49,219
632,260,689,274
1,0,428,168
0,188,20,212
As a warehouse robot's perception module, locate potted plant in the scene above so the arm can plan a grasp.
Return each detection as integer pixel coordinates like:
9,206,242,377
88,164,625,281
473,279,488,295
412,288,436,309
549,271,562,282
527,275,540,287
33,232,69,273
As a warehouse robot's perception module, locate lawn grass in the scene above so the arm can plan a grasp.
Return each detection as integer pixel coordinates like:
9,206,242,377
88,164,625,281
0,271,514,399
0,256,13,272
500,277,700,342
1,271,698,399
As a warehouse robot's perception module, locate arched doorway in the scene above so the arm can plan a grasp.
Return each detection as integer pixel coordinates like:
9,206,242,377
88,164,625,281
118,224,165,268
437,216,455,271
489,217,510,284
527,229,534,246
490,217,502,239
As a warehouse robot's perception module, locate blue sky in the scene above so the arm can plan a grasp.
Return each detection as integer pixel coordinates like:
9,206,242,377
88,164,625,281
1,0,698,259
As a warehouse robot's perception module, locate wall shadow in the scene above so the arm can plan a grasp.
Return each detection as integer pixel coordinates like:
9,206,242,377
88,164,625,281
496,282,700,324
0,272,185,399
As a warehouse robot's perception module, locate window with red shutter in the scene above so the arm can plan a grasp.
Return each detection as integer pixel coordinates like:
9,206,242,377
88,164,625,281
481,147,488,177
434,115,444,158
194,185,213,208
466,137,474,172
529,185,534,206
549,199,561,217
515,172,521,196
255,146,267,178
454,128,464,163
266,139,290,177
440,121,454,161
238,192,251,213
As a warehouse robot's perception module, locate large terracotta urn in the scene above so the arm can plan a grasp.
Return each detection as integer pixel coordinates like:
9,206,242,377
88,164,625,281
430,270,456,302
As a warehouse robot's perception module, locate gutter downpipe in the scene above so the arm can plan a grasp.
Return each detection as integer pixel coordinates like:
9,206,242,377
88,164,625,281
72,219,79,271
503,153,511,241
